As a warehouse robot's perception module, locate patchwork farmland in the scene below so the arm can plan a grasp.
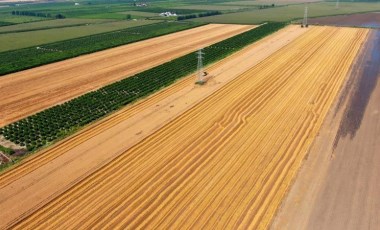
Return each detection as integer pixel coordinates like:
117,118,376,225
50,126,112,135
1,0,380,227
0,23,371,229
0,23,254,127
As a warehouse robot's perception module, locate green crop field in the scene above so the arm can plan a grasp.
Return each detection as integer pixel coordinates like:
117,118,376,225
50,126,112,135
76,12,137,19
172,4,248,11
0,20,158,52
0,13,48,23
0,18,112,34
191,2,380,24
118,10,159,18
220,0,320,6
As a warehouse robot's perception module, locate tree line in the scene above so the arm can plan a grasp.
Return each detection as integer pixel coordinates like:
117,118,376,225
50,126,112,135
177,11,222,21
11,11,66,19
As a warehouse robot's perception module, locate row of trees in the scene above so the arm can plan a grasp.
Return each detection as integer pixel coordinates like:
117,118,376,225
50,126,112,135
178,11,222,21
11,11,66,19
0,22,286,152
258,4,275,9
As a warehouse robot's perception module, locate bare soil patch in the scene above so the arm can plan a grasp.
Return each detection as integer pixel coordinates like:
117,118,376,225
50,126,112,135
309,12,380,28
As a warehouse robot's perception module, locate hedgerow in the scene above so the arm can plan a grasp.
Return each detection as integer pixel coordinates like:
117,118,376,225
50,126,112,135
0,22,286,151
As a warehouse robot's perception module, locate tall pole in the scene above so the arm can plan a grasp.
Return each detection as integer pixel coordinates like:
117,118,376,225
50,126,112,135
197,49,204,83
303,6,308,27
336,0,340,9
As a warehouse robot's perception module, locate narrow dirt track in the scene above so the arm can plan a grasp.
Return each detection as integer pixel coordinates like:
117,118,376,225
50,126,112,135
6,26,368,229
0,25,307,229
0,23,254,127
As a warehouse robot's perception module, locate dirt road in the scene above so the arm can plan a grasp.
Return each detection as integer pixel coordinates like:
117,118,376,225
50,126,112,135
0,25,307,229
0,24,254,127
272,29,379,230
0,26,367,229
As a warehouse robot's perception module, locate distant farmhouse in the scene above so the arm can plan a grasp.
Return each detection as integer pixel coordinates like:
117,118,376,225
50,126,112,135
159,12,177,17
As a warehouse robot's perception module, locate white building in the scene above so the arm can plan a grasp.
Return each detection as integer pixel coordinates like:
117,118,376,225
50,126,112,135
159,12,177,17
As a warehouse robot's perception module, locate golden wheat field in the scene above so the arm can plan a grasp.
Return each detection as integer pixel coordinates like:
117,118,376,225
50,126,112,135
4,26,367,229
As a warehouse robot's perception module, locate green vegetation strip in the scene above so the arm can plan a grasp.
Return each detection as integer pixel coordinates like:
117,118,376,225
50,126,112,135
0,145,14,155
0,21,15,27
0,22,286,152
0,21,202,76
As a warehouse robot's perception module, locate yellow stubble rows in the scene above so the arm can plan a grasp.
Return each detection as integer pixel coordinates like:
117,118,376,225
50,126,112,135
12,26,368,229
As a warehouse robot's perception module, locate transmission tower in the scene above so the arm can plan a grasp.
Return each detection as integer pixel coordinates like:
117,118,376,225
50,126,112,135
196,49,205,84
335,0,340,9
302,6,308,27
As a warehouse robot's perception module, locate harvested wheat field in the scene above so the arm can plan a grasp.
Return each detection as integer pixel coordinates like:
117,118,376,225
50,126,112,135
272,29,379,230
0,25,307,229
0,23,254,127
1,26,367,229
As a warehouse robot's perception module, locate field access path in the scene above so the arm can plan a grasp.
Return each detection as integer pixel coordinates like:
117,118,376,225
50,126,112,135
0,23,254,127
0,25,307,229
0,26,368,229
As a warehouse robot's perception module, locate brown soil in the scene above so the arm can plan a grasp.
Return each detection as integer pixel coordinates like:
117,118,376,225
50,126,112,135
0,24,254,127
271,30,379,230
0,25,308,229
309,12,380,28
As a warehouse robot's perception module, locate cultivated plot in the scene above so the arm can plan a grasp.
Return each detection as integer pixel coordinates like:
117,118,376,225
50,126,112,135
191,2,380,24
308,12,380,28
0,25,306,229
2,26,368,229
0,23,253,127
0,20,157,52
272,29,379,230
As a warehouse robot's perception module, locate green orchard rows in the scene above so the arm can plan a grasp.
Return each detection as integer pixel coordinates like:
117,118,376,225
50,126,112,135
0,22,286,152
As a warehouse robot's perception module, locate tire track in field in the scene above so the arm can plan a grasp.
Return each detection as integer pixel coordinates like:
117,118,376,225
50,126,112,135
9,27,368,229
4,25,309,229
0,38,239,190
33,28,332,230
0,24,255,126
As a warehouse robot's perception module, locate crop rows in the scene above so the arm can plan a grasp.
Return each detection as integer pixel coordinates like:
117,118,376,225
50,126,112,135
9,26,369,229
0,21,202,76
0,22,286,152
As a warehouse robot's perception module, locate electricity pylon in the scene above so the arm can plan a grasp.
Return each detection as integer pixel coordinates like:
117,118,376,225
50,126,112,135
302,6,308,27
196,49,205,84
